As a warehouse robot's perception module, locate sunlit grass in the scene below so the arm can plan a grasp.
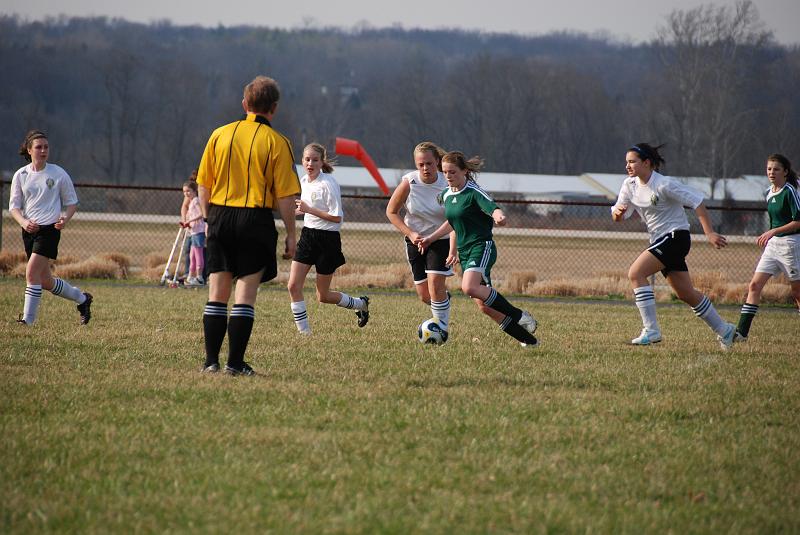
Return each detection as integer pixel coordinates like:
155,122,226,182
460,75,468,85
1,279,797,533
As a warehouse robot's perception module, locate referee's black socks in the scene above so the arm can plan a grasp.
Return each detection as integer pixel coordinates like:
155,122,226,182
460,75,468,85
227,304,255,368
203,301,228,367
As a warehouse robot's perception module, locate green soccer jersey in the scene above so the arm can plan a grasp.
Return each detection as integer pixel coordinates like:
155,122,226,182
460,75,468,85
766,183,800,236
442,181,498,254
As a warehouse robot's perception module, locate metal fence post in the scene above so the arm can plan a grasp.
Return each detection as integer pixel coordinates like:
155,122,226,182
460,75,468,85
0,178,4,252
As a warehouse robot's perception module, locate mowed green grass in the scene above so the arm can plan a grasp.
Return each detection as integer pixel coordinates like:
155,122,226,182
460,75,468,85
0,279,797,533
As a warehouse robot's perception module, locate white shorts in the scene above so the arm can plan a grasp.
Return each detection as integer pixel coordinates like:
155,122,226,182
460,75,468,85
755,235,800,281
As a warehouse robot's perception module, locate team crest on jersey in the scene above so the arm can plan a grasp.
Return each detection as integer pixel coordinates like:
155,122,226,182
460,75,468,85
46,178,55,189
771,198,776,203
451,197,457,203
650,193,659,206
310,191,319,201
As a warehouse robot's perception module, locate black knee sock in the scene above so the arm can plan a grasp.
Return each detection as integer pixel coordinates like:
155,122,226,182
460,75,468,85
501,316,537,344
737,303,759,337
484,288,522,322
203,301,228,366
227,304,255,368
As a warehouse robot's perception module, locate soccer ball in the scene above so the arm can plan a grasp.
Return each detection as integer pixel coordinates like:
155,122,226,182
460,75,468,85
417,318,448,345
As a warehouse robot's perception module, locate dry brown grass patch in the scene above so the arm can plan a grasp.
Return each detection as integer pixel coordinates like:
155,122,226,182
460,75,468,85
144,253,169,269
54,256,124,279
0,251,27,274
502,271,537,294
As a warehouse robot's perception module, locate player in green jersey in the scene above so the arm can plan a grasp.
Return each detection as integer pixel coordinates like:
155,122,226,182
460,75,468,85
420,152,538,347
736,153,800,338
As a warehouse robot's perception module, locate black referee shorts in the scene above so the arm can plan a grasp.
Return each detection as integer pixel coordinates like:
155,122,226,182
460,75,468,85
206,205,278,282
647,229,691,277
22,224,60,260
294,226,346,275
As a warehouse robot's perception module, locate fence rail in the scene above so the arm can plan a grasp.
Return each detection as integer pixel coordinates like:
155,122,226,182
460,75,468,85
1,181,773,300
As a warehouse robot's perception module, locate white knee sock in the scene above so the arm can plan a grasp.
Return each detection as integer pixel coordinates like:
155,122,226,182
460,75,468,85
337,293,366,310
633,286,659,332
692,295,727,335
23,284,43,324
291,300,310,333
50,278,85,303
431,296,451,329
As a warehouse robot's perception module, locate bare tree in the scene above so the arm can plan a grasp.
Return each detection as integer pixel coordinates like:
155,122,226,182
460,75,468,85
654,0,771,196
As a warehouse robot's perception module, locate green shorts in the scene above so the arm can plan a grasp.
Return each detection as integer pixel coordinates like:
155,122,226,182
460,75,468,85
458,240,496,286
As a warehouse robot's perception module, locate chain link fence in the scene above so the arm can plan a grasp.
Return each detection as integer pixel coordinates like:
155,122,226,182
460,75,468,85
1,181,774,301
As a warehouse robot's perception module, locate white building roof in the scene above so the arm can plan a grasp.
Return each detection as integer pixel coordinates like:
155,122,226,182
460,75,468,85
583,173,770,202
307,166,770,202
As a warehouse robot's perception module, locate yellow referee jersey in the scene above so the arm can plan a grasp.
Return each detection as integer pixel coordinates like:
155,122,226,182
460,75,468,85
197,113,300,208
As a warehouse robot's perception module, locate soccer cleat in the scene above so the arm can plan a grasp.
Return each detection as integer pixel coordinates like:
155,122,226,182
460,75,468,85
631,328,662,345
717,323,737,351
224,362,256,376
16,314,27,325
356,295,370,328
520,336,539,348
77,292,93,325
518,311,537,334
201,362,220,373
734,330,747,343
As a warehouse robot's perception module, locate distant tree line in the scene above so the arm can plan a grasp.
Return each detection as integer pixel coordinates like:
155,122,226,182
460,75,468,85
1,1,797,191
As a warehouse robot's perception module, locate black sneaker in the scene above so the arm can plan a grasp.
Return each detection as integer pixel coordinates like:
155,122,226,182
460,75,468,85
356,295,370,328
224,362,256,376
77,292,93,325
16,314,27,325
202,362,220,373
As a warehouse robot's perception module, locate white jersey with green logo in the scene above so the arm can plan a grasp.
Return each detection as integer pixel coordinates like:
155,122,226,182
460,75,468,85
9,163,78,226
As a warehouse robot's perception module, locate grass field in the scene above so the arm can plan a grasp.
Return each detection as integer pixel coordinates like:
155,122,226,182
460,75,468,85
1,279,798,533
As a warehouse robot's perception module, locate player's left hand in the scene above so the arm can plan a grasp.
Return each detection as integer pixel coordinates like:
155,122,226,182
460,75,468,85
756,230,775,248
283,236,296,259
708,232,727,249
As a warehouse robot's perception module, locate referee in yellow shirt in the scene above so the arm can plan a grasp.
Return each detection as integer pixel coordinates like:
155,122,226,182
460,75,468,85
197,75,301,376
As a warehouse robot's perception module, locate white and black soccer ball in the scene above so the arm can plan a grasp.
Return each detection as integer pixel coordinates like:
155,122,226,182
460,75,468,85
417,318,448,345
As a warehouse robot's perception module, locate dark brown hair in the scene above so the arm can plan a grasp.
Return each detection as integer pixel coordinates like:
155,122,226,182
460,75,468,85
18,130,47,162
767,153,798,188
628,143,666,170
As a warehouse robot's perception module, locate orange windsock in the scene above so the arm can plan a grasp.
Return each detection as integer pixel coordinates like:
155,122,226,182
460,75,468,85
334,137,390,195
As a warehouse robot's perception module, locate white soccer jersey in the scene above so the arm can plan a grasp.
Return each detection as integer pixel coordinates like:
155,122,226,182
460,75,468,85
300,172,343,231
612,171,704,242
402,170,448,238
9,163,78,226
